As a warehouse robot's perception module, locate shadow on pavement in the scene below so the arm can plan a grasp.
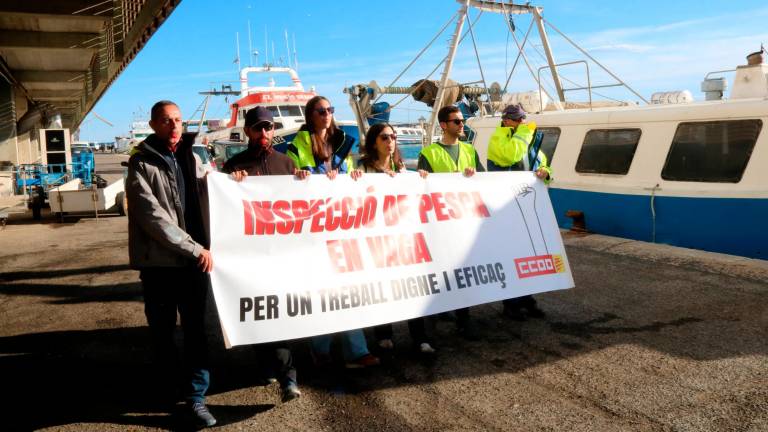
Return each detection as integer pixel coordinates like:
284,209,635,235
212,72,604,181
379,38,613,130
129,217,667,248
0,327,274,430
0,264,132,282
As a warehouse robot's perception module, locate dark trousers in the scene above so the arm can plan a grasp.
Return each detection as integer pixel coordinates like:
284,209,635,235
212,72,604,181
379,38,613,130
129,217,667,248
140,267,210,403
503,295,538,311
374,317,430,345
455,307,470,327
253,342,297,387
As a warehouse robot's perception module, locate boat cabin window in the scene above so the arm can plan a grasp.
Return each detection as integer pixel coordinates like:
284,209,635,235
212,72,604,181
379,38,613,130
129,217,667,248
538,127,561,164
266,106,280,119
661,120,762,183
576,128,641,175
279,105,302,117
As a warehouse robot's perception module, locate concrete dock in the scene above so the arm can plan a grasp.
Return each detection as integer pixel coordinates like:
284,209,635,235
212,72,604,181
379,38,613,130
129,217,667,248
0,154,765,431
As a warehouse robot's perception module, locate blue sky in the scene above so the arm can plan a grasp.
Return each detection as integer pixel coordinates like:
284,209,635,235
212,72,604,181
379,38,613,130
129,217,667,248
79,0,768,142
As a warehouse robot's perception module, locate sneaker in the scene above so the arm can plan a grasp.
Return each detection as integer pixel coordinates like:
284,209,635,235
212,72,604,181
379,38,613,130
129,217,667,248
457,322,481,341
256,376,278,386
378,339,394,350
344,353,381,369
281,382,302,403
419,342,436,354
189,402,217,428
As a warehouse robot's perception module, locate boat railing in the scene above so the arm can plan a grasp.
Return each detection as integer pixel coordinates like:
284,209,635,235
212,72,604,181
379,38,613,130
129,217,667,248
704,69,737,81
536,60,627,112
700,69,736,100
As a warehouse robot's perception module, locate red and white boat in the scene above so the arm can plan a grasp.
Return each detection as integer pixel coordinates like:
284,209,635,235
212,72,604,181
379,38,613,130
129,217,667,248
200,66,359,155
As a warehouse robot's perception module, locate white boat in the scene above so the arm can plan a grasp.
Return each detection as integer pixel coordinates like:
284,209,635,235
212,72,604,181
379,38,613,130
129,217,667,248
125,120,151,147
346,0,768,260
468,61,768,259
114,119,152,152
199,66,360,157
391,125,426,165
392,125,425,146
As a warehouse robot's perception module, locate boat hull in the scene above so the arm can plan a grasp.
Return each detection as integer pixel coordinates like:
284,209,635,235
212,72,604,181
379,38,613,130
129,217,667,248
549,187,767,259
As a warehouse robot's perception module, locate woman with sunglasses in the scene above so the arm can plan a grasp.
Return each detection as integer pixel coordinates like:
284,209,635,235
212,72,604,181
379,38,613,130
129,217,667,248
287,95,379,369
358,123,436,354
287,96,357,179
357,123,405,175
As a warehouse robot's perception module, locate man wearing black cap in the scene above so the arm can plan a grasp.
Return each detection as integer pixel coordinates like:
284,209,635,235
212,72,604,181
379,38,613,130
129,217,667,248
488,104,551,321
488,104,551,178
222,106,306,179
220,106,305,402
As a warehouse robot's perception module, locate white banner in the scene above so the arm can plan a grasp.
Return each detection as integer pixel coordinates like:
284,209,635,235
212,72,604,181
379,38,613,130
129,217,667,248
208,171,574,347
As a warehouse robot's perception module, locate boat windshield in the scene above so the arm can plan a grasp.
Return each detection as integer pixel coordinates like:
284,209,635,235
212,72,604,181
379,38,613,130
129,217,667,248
266,106,279,118
279,105,302,117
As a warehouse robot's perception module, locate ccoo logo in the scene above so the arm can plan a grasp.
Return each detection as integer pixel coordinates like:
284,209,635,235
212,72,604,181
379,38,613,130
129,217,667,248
514,254,566,279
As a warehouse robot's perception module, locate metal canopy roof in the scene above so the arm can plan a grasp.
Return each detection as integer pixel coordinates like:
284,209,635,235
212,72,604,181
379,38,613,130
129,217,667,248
0,0,181,130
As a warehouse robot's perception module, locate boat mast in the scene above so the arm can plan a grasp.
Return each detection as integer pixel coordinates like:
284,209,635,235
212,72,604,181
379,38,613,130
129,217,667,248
198,95,210,134
532,7,565,103
292,33,299,72
247,21,253,67
235,32,241,72
426,0,468,144
284,29,291,69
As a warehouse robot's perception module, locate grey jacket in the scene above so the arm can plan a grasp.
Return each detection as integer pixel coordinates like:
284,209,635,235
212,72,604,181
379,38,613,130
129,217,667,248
127,135,203,269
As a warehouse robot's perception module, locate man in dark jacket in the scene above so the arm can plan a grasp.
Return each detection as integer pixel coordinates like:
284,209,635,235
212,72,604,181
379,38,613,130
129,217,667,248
223,106,301,178
221,106,306,402
126,100,216,428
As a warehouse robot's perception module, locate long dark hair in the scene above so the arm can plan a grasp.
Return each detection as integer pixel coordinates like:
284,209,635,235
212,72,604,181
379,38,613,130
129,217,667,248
304,95,340,160
359,123,404,172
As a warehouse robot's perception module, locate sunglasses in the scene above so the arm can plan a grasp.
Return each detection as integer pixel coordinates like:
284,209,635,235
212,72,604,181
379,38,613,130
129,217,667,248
314,106,335,116
446,118,464,125
378,133,397,141
249,122,274,131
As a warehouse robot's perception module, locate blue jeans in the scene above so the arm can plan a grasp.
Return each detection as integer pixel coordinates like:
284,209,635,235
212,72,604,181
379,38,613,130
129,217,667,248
311,329,369,361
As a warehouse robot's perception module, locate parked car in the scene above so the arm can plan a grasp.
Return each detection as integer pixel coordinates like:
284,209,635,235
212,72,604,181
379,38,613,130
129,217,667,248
191,144,215,176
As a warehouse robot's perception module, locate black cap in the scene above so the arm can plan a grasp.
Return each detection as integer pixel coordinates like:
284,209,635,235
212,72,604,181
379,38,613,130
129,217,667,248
502,104,526,120
244,106,273,127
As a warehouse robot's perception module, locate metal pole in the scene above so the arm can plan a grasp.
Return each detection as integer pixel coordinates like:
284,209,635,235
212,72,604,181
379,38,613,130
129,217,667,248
264,26,269,66
427,1,468,144
92,185,98,222
247,22,253,67
533,7,565,103
544,17,650,104
236,32,241,72
347,88,369,149
284,29,291,69
292,33,298,72
199,95,210,134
